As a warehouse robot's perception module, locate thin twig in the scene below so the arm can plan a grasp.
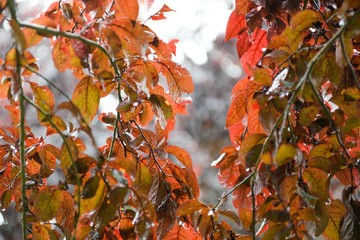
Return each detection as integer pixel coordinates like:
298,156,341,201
24,66,99,149
18,22,121,78
7,1,28,239
306,78,351,157
339,35,360,89
24,97,82,239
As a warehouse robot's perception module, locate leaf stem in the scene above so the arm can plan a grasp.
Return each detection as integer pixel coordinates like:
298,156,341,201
339,35,360,90
18,21,121,78
7,1,28,239
24,66,99,149
24,97,82,239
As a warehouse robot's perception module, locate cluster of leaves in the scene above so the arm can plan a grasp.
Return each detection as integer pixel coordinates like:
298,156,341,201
212,0,360,239
0,0,219,239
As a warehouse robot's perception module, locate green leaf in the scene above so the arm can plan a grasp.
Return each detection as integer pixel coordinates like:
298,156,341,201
323,200,346,239
97,197,117,229
82,174,100,199
59,137,78,170
176,199,206,216
80,176,106,215
148,94,173,128
245,144,262,168
303,167,330,200
299,105,320,127
262,224,290,240
314,201,330,236
72,77,100,124
253,68,273,87
1,190,12,210
342,117,360,133
30,82,55,122
134,162,153,195
31,188,62,222
275,144,297,166
309,144,333,159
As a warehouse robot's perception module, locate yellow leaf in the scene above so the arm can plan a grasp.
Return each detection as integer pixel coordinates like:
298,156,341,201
72,77,100,124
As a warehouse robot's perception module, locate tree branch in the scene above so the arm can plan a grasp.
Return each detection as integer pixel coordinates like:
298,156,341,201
24,97,82,239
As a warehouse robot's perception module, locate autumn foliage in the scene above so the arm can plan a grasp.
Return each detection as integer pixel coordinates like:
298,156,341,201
0,0,360,239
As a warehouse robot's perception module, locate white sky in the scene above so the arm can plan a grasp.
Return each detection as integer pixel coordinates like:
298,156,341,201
143,0,233,65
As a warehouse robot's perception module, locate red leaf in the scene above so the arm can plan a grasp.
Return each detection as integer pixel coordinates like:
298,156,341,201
163,224,202,240
151,4,175,21
165,145,193,168
168,39,179,56
241,29,268,76
52,38,70,72
226,77,250,129
225,10,246,42
158,60,194,98
236,30,251,58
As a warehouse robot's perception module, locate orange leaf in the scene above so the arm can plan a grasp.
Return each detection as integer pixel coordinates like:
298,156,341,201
225,10,246,42
29,82,55,121
72,77,100,124
163,224,202,240
247,100,266,135
226,77,250,128
0,80,10,98
52,38,70,72
176,199,206,216
235,0,249,15
158,60,194,98
151,4,175,21
115,0,139,22
241,29,267,76
165,145,192,168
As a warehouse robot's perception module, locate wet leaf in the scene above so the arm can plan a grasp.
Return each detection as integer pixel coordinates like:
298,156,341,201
157,198,177,239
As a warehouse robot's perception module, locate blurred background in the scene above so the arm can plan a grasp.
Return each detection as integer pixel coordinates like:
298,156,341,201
0,0,243,238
